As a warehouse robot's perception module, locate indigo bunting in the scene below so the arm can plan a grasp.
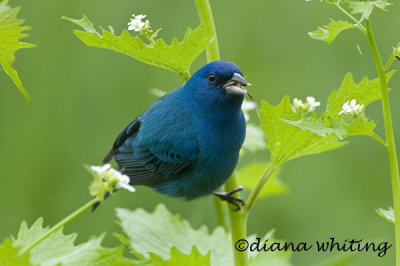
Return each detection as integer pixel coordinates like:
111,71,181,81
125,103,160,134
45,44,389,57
103,61,250,209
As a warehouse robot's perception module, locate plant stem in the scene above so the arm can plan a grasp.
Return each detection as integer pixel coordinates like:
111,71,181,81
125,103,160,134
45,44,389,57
19,198,98,255
371,132,388,147
213,187,227,227
335,3,366,34
384,41,400,72
195,0,227,230
195,1,248,265
244,163,275,214
225,174,248,266
195,0,220,62
365,20,400,266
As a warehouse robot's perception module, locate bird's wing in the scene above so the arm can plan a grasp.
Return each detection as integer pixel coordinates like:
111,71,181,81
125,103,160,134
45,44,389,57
103,118,141,163
103,112,199,185
115,143,195,185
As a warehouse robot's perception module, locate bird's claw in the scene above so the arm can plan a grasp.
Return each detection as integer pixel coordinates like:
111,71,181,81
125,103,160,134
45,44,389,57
214,186,245,211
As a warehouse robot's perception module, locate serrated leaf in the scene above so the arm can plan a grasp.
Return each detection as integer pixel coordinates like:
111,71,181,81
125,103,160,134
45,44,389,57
242,124,267,153
116,205,293,266
0,238,34,266
342,115,376,137
283,113,346,139
326,72,394,120
283,72,387,141
0,0,36,102
309,19,356,44
63,15,214,80
261,96,346,168
283,112,376,140
11,218,136,266
116,204,232,266
348,0,390,20
376,207,395,224
237,162,288,199
148,246,211,266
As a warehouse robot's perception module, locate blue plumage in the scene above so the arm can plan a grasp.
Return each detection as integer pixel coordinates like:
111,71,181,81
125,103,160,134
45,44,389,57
104,61,249,200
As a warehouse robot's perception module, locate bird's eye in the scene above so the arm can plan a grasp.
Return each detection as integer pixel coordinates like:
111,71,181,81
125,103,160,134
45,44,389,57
207,74,217,83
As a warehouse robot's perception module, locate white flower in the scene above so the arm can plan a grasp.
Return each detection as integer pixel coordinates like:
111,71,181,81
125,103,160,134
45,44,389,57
128,14,146,32
90,164,135,193
292,96,320,113
339,99,364,115
91,164,111,176
111,169,135,192
242,100,256,122
306,96,320,110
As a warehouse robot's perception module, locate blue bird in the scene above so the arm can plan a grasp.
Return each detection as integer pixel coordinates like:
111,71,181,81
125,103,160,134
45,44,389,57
103,61,250,209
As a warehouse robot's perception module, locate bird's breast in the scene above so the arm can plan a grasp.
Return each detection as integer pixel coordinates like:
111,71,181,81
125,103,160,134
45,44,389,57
193,111,246,182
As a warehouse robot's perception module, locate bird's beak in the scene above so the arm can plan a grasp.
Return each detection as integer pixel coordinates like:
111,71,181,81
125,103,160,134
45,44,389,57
223,73,251,96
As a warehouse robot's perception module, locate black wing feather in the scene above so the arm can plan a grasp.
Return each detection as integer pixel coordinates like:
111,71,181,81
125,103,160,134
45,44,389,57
103,118,141,163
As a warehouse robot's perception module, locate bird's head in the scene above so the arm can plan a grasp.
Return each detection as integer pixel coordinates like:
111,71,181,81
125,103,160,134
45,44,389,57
185,61,251,113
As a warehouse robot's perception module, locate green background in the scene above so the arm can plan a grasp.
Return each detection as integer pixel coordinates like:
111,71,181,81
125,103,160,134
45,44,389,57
1,0,399,265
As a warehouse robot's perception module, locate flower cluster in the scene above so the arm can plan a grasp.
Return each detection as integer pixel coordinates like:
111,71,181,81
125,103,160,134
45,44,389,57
89,164,135,197
128,14,147,32
292,96,320,113
339,99,364,115
127,12,160,43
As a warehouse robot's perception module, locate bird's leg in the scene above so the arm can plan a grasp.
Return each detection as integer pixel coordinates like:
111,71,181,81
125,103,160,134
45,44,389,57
213,186,245,211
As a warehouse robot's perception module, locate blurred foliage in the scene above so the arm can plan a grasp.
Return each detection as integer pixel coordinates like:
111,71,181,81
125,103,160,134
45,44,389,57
0,0,399,265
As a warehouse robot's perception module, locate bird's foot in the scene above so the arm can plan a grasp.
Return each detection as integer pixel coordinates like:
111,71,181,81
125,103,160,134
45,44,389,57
214,186,245,211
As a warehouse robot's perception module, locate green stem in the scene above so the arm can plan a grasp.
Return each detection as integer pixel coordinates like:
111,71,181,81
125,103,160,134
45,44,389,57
19,198,98,255
384,41,400,72
195,1,247,265
213,187,227,227
195,0,220,62
195,0,227,230
365,20,400,266
371,132,388,147
225,174,248,266
334,2,366,34
244,163,275,214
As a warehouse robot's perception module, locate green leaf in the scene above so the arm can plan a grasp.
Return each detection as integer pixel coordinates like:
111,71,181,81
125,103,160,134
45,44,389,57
376,207,395,224
282,72,391,141
260,96,346,168
341,114,376,138
237,162,288,199
326,72,393,120
283,112,376,140
11,218,136,265
242,124,268,153
283,113,346,139
148,246,211,266
117,206,294,266
309,19,356,44
116,204,232,266
0,0,36,102
62,15,214,80
0,238,34,266
348,0,390,20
